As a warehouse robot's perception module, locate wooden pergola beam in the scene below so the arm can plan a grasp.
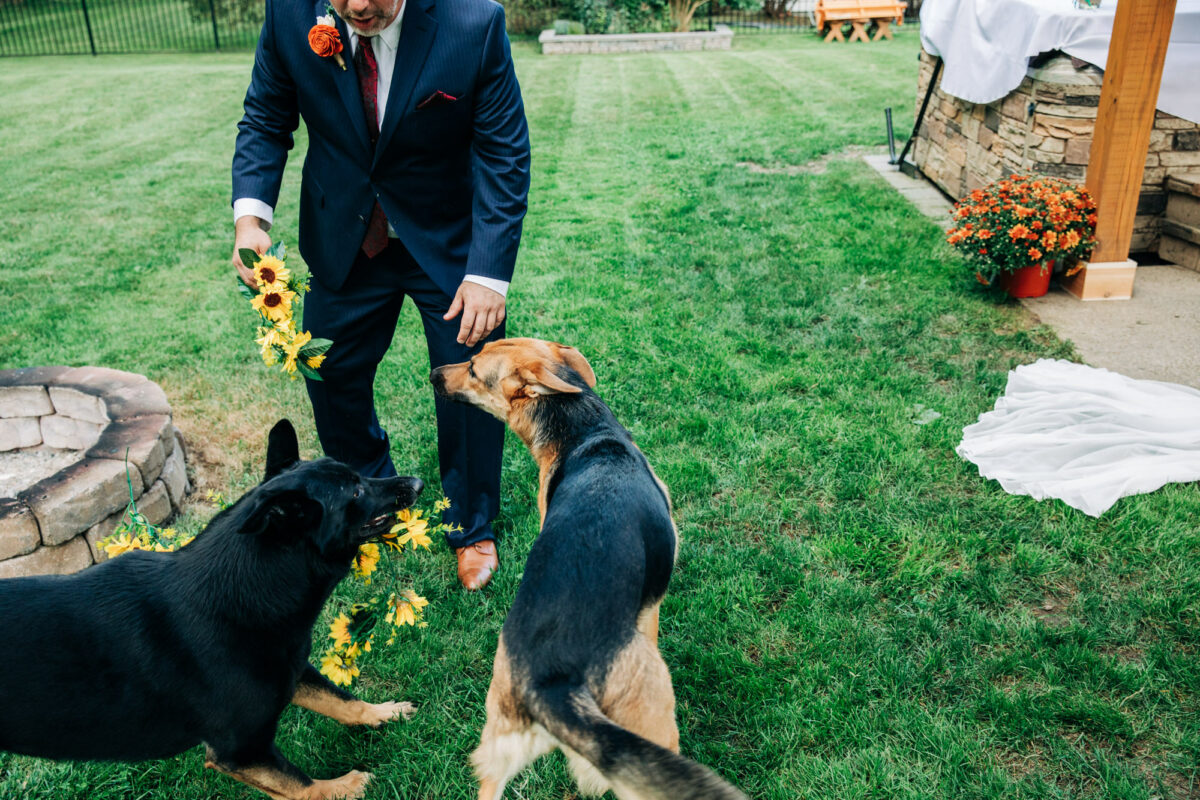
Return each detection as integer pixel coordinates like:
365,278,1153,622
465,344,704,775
1062,0,1177,301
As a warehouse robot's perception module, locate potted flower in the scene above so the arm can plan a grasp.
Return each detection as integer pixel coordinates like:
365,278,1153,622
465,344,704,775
947,174,1097,298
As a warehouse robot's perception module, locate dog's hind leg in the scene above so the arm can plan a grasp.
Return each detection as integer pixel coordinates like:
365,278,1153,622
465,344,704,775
205,743,371,800
474,639,556,800
473,722,556,800
601,635,680,754
292,664,415,727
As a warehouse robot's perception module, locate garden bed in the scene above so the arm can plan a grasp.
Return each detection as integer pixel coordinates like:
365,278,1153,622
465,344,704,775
539,24,733,54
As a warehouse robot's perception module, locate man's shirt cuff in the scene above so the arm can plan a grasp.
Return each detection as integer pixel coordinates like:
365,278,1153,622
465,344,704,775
233,198,274,230
462,275,510,297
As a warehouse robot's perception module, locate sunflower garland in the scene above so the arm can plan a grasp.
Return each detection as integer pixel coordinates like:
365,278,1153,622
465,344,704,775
95,465,196,558
317,498,458,686
238,243,333,380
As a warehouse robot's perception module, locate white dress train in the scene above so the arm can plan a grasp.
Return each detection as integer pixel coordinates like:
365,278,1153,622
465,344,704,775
956,359,1200,517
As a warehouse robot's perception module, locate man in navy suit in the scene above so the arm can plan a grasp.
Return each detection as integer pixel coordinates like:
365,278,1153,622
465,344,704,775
232,0,530,590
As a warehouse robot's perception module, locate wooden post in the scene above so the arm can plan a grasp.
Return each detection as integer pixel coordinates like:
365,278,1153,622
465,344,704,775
1062,0,1176,301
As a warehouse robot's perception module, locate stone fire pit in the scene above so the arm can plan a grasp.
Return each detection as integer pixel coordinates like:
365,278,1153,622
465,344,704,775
0,367,190,578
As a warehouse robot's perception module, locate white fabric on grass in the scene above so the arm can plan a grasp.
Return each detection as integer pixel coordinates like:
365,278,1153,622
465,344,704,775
957,359,1200,517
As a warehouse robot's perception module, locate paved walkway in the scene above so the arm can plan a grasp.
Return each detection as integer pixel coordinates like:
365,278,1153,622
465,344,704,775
863,154,1200,389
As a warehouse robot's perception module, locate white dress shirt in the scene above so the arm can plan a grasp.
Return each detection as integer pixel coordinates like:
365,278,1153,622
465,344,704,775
234,8,509,297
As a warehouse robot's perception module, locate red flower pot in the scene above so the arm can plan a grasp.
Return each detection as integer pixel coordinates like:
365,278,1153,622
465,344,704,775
999,262,1053,298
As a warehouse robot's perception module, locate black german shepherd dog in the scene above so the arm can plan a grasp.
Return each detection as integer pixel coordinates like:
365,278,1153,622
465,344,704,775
0,420,422,800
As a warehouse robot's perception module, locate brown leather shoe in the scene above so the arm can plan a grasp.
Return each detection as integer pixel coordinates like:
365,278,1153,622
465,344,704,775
456,540,498,591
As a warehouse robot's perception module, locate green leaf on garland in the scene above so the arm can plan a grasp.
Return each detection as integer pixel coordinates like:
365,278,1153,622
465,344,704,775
298,337,334,358
297,361,323,381
236,278,257,299
266,241,287,261
239,248,261,271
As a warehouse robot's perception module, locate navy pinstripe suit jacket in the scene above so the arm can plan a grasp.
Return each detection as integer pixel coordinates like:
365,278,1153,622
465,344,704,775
233,0,531,296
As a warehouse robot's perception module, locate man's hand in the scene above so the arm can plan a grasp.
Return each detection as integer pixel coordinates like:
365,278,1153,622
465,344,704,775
444,281,506,348
232,216,273,287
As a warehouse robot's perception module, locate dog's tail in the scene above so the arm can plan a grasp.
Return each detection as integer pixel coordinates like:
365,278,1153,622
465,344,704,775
530,682,747,800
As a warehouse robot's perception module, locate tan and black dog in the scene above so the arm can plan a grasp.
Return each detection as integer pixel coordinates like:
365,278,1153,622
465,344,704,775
431,338,746,800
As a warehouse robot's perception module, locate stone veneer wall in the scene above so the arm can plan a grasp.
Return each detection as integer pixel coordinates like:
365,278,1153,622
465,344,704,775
0,367,190,578
539,26,733,54
912,49,1200,253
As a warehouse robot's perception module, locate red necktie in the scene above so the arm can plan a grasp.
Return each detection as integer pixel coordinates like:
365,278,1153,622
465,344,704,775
356,36,389,258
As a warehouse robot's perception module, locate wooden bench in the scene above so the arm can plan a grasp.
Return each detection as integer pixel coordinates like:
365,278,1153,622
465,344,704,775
815,0,906,42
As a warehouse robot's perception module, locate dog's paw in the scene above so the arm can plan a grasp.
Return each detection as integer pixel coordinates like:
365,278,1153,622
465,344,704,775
361,700,416,727
317,769,373,800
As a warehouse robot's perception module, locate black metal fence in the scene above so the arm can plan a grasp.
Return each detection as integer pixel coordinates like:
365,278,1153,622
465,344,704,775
0,0,262,55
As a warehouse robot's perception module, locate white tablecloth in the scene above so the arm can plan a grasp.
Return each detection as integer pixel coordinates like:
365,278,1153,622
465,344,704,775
920,0,1200,125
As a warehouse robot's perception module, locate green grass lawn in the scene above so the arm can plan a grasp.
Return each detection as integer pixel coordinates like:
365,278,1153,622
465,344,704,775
1,29,1198,800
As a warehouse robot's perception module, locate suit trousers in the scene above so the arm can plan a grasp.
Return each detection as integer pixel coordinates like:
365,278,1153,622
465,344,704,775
302,240,505,549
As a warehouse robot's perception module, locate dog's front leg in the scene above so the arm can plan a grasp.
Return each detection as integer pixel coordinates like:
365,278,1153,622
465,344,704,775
292,664,416,727
205,743,371,800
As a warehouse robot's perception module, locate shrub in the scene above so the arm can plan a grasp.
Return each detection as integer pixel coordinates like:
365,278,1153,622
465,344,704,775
184,0,263,29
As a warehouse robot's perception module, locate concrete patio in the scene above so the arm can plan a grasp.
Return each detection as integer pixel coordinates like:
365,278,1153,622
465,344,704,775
865,153,1200,389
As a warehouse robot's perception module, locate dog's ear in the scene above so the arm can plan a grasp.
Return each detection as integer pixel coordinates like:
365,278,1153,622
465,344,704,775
241,486,323,539
522,361,584,396
554,343,597,388
265,419,301,480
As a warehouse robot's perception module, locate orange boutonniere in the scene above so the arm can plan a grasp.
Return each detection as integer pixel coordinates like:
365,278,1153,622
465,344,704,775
309,9,345,70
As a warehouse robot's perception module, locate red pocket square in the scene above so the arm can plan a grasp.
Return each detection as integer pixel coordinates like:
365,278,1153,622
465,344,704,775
416,90,458,110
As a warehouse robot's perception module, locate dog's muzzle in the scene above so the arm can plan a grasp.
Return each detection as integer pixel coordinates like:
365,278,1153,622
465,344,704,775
429,367,449,397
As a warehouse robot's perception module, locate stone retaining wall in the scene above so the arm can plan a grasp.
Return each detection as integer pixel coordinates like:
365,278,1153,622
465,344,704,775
539,25,733,54
0,367,190,578
912,49,1200,253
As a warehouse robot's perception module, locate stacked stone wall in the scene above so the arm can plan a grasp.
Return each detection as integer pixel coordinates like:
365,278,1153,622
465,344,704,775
912,49,1200,253
0,367,190,578
539,26,733,54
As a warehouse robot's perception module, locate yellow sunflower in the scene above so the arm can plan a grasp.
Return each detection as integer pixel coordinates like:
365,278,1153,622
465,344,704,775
251,287,297,323
352,543,380,581
102,533,141,559
329,614,352,648
386,507,432,551
345,637,372,660
319,651,360,687
390,590,429,627
305,353,326,370
256,325,286,355
282,330,313,376
253,255,291,288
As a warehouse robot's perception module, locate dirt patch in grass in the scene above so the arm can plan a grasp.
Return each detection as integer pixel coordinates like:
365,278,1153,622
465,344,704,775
1099,645,1147,666
779,521,809,540
1031,584,1078,629
995,741,1052,782
736,145,883,177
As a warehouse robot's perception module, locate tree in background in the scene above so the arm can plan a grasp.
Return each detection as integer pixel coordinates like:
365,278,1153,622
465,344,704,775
669,0,707,30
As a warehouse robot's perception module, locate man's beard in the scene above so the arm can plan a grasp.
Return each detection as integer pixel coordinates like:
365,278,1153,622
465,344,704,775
339,0,401,36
